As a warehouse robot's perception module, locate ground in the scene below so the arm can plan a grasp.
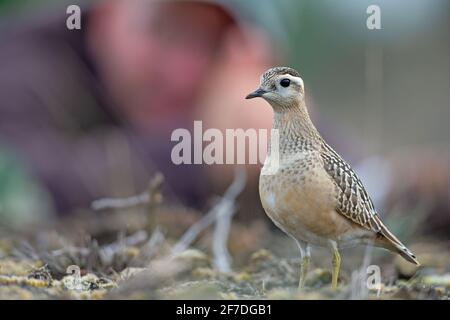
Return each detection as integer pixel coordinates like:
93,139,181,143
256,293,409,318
0,199,449,300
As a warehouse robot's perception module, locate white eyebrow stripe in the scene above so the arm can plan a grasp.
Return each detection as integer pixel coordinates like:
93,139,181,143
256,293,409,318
282,74,304,88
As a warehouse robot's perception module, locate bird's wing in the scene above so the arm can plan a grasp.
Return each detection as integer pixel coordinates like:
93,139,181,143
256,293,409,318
320,143,383,233
319,143,419,264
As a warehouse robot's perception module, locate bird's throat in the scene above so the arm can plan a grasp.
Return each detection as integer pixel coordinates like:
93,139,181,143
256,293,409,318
272,102,321,144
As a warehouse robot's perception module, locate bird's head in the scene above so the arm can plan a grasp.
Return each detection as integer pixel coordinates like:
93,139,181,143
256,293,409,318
246,67,305,111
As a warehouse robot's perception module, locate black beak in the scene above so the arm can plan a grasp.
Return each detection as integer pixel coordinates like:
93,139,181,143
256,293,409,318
245,88,267,99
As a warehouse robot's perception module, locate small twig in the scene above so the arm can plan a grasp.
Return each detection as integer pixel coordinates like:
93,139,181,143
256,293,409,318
102,230,148,257
348,242,374,299
212,168,247,272
91,173,164,211
171,168,247,266
212,201,234,272
91,193,149,211
171,206,218,255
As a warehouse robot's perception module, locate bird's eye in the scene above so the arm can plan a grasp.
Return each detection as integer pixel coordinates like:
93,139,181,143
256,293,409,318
280,79,290,88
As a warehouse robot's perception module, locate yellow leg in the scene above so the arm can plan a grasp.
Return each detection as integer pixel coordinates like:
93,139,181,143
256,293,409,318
298,255,310,288
331,242,341,289
296,240,311,289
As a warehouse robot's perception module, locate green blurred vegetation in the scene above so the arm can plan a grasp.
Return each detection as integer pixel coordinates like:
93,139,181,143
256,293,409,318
0,0,65,16
0,146,53,228
0,0,42,13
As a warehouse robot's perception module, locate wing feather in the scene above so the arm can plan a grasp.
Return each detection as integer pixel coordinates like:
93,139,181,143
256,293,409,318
320,143,382,233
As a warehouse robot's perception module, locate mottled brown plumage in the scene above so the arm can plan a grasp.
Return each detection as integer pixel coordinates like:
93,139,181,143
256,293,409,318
246,67,419,289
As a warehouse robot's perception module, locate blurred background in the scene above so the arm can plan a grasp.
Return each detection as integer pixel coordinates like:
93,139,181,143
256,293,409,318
0,0,449,298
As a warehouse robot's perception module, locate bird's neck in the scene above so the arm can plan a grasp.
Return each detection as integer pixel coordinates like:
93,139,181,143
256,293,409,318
272,100,322,146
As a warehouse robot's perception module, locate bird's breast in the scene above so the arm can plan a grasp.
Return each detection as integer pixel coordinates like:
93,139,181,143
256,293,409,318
259,155,355,244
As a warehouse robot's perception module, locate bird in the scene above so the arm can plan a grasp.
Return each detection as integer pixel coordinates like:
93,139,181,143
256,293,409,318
246,67,419,289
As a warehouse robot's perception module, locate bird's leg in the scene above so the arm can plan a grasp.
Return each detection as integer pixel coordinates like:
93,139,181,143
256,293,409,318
296,240,311,289
299,254,310,289
330,241,341,289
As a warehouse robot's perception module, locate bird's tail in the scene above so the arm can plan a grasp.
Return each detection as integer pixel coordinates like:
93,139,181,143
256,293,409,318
375,217,420,265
